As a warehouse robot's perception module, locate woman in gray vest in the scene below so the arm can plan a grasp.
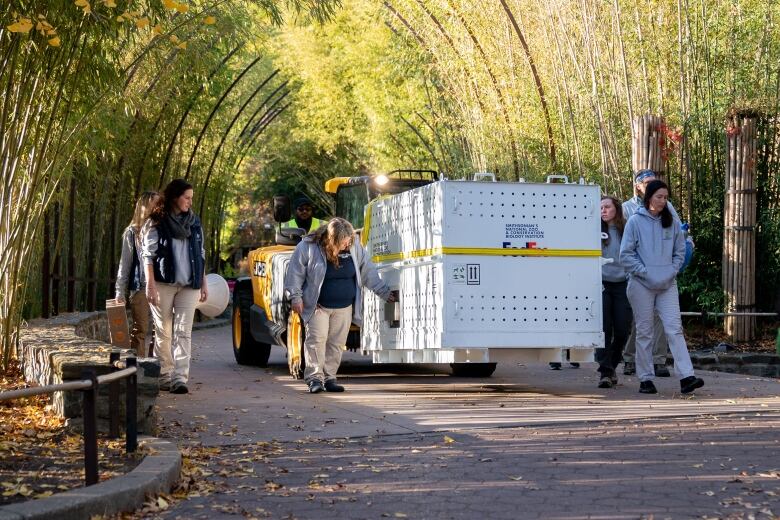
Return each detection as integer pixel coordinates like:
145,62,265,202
143,179,207,395
284,218,394,393
115,191,159,355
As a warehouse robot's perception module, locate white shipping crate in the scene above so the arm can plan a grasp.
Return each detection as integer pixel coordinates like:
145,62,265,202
362,180,604,364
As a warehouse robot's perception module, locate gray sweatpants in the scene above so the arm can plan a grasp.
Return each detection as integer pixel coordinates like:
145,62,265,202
626,279,695,383
304,305,352,384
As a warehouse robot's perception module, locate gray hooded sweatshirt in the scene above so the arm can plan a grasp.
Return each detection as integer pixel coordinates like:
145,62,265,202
619,207,685,291
601,225,627,282
284,236,391,326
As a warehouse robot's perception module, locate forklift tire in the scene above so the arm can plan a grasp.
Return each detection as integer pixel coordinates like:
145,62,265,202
231,287,272,366
450,363,497,378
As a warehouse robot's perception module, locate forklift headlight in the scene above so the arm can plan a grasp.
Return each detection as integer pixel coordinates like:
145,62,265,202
373,174,389,186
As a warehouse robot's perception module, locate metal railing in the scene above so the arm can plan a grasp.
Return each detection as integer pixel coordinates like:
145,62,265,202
0,353,138,486
680,311,779,346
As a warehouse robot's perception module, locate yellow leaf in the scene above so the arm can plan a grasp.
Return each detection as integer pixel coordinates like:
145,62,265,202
169,34,180,44
162,0,177,8
74,0,88,6
174,2,189,13
81,3,92,15
157,496,169,509
7,19,33,33
116,14,125,22
203,16,216,25
136,17,149,29
443,435,455,444
152,24,163,35
176,41,186,49
103,0,117,7
47,36,60,47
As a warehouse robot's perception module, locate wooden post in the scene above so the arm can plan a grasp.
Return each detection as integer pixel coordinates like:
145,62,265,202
67,177,76,313
53,202,60,316
86,183,97,312
41,210,51,319
631,114,667,178
723,112,757,341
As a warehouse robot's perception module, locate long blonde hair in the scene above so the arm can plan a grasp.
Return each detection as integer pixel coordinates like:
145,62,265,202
130,191,159,233
310,217,355,267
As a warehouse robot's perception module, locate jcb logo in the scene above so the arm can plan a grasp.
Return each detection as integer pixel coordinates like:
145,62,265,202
253,261,267,277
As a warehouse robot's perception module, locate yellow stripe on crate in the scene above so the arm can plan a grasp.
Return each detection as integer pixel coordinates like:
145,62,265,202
372,247,601,263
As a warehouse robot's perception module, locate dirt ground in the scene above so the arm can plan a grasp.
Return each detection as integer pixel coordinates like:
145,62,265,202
0,362,142,505
684,319,779,352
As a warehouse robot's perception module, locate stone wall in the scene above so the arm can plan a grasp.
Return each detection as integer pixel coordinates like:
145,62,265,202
18,313,160,433
690,351,780,378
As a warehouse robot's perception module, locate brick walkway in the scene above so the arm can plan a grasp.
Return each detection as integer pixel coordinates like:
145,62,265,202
159,413,780,519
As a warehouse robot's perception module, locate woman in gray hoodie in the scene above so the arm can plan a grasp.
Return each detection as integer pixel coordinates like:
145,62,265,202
620,180,704,395
284,218,395,394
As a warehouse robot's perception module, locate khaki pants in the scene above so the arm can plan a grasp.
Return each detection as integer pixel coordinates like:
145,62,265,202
129,290,150,355
622,313,669,364
304,305,352,384
150,284,199,385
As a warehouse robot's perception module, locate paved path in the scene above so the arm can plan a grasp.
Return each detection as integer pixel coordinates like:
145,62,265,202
151,326,780,519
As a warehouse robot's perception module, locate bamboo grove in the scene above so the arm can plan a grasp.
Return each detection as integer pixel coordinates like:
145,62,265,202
0,0,342,370
2,0,780,369
375,0,780,326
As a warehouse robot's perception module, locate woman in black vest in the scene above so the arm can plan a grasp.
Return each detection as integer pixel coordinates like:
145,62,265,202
143,179,207,394
115,191,159,355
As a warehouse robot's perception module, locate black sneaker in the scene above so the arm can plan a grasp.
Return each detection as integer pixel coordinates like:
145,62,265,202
680,376,704,394
549,363,562,370
308,380,324,394
170,382,189,394
324,380,345,392
623,362,636,375
654,364,671,377
598,376,613,389
639,381,657,394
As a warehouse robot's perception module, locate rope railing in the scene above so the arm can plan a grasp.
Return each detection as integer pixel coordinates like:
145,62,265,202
0,353,139,487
